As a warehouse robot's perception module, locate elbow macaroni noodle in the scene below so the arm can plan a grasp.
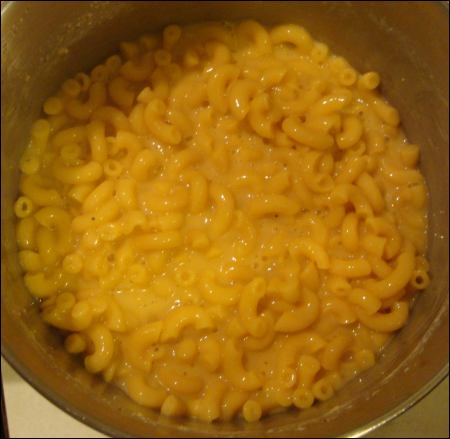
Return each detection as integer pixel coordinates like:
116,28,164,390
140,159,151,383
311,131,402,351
15,21,430,423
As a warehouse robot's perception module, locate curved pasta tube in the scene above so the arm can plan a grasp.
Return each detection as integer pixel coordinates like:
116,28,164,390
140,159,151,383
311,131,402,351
309,90,353,117
365,250,416,299
321,332,354,371
95,294,128,332
297,354,321,390
348,288,382,315
159,363,204,395
230,170,264,193
86,120,108,163
161,395,187,418
365,217,402,260
91,106,131,132
289,237,330,270
292,387,315,410
299,260,320,291
233,210,258,258
291,57,324,79
65,82,106,121
207,64,240,114
26,118,51,158
146,67,169,101
228,79,260,121
267,270,301,303
283,116,334,150
52,126,87,149
145,184,189,213
82,322,114,373
248,194,300,218
218,262,255,285
355,302,409,332
270,24,313,53
24,269,65,298
166,107,194,139
198,337,222,372
198,270,243,306
326,275,352,297
362,235,388,259
341,212,360,253
144,99,182,144
259,67,288,89
51,157,103,184
112,180,136,212
120,51,155,82
116,130,144,168
36,227,58,266
236,20,272,57
302,111,341,133
329,257,372,278
247,93,282,139
34,206,73,255
205,41,231,67
223,339,263,391
400,144,421,168
147,212,184,233
243,311,276,351
322,298,357,324
82,180,116,213
127,373,167,409
381,158,424,186
313,195,346,229
267,169,290,194
160,306,215,342
372,99,400,126
19,250,44,273
410,266,430,290
292,177,314,211
336,115,363,149
130,149,157,182
20,175,61,206
295,212,329,248
312,378,335,401
108,76,134,111
394,184,428,214
221,390,250,422
180,169,208,214
134,231,183,250
355,172,385,214
300,151,335,194
166,148,202,178
209,182,235,238
68,183,95,203
335,156,366,184
276,332,327,372
366,254,394,279
41,297,93,332
187,379,229,422
274,289,320,332
275,88,321,117
242,400,263,423
330,183,374,218
239,278,268,337
71,199,121,233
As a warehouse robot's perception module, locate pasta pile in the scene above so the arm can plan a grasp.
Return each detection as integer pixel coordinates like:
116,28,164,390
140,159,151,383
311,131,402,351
15,21,430,422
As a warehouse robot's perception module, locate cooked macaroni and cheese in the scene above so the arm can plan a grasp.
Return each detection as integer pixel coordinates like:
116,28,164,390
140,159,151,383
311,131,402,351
15,21,430,422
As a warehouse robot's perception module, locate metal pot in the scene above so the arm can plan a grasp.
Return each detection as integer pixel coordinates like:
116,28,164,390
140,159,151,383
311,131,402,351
1,1,448,437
